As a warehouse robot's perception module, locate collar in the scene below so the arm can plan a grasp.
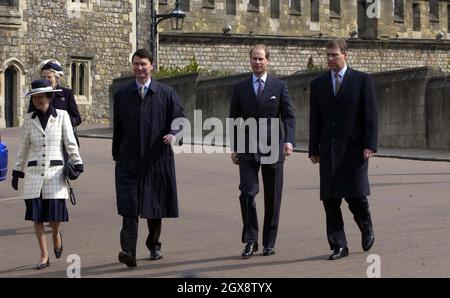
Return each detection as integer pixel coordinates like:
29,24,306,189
253,73,268,84
54,84,65,97
31,105,57,119
136,78,151,90
333,64,348,79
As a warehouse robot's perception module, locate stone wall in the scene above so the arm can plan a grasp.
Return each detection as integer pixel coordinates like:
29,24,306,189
1,0,135,127
425,76,450,150
373,66,444,149
158,0,450,40
159,33,450,75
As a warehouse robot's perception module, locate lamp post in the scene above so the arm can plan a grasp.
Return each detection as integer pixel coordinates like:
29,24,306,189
150,0,185,69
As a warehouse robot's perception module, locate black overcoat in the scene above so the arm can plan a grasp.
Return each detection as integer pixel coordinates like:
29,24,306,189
309,68,378,199
112,79,184,218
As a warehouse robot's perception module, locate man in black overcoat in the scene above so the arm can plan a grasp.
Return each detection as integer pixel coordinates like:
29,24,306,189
230,44,296,258
112,49,184,267
309,39,378,260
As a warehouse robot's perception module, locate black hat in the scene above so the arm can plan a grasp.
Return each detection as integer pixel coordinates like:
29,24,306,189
24,79,62,97
40,60,64,76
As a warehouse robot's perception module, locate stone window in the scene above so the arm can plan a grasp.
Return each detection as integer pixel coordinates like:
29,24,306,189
412,3,421,31
289,0,301,16
271,0,280,18
180,0,190,12
310,0,319,22
67,0,93,17
330,0,340,18
226,0,236,15
70,59,91,104
448,4,450,31
248,0,259,13
429,0,439,23
0,0,16,6
0,0,22,28
202,0,214,9
394,0,404,23
139,0,146,8
159,0,167,4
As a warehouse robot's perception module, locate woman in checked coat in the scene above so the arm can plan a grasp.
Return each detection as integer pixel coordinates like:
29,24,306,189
11,79,83,270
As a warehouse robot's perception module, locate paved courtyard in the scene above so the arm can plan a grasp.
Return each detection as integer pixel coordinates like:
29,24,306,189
0,127,449,278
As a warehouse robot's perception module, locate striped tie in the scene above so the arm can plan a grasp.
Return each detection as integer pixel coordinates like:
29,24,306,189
334,72,341,95
139,85,146,99
256,78,264,100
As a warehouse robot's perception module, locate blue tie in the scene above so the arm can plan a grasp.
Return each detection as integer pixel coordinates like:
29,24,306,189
256,79,264,99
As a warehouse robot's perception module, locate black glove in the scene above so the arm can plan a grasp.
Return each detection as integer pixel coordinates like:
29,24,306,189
74,164,84,179
11,170,24,190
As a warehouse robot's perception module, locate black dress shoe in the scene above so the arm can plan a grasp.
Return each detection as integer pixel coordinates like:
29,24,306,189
149,248,163,261
36,258,50,270
362,231,374,251
263,247,275,256
328,247,349,260
54,233,63,259
118,251,137,267
241,243,258,259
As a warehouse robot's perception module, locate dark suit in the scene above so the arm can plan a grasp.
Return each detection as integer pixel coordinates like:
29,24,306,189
230,74,296,248
309,67,378,250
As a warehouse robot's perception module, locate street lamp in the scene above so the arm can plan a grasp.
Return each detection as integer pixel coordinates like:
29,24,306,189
150,0,185,69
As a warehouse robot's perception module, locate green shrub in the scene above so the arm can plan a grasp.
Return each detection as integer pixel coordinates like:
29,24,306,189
154,57,235,79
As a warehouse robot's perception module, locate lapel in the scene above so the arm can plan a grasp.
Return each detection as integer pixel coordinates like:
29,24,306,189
45,113,56,132
245,76,258,104
335,67,355,102
260,75,273,102
31,116,45,134
326,71,334,98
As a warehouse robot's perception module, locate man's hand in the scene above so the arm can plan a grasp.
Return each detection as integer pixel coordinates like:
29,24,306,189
284,143,294,156
309,155,320,164
231,152,239,165
363,149,375,160
163,134,175,145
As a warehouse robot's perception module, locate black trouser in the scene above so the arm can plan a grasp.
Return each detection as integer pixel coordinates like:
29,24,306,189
322,196,372,250
239,160,284,248
120,217,162,258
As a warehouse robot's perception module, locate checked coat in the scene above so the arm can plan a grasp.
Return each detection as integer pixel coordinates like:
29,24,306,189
13,109,83,200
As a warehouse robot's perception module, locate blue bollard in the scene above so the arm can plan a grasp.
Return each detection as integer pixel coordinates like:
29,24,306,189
0,140,8,181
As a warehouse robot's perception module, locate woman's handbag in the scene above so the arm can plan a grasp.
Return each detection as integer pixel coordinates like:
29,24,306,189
65,160,81,180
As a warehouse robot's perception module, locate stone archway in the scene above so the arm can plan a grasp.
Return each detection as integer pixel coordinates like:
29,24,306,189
0,58,27,128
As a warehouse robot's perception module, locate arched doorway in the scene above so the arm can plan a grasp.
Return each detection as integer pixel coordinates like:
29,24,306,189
4,67,16,127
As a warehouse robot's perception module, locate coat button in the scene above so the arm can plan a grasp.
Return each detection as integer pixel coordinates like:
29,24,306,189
42,164,45,167
42,134,45,137
43,154,46,157
41,173,44,176
43,144,46,147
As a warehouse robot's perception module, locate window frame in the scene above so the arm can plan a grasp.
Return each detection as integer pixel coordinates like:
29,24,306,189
69,58,92,105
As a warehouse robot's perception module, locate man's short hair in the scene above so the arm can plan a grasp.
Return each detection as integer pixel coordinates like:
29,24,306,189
132,49,154,64
325,39,349,55
250,44,270,59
